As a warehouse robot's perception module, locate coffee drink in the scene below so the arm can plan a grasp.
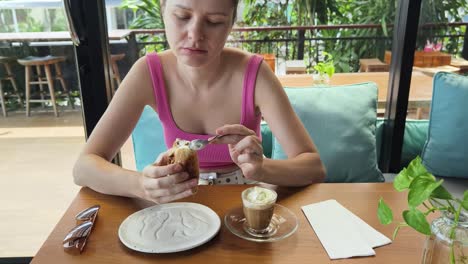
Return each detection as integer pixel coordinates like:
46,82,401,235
242,187,277,232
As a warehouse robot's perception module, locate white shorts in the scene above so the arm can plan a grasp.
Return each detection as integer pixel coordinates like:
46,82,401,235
199,169,258,185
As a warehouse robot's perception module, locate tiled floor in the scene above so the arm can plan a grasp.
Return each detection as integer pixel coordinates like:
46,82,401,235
0,109,135,258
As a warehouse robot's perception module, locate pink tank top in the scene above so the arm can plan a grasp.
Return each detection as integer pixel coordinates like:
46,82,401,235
146,53,263,169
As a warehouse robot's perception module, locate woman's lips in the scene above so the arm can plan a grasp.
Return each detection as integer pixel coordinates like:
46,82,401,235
181,47,208,55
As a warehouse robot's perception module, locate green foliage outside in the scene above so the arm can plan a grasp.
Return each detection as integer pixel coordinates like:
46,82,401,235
121,0,167,55
0,9,14,32
0,8,68,33
49,9,69,32
241,0,466,72
0,9,43,33
313,51,335,78
117,0,466,73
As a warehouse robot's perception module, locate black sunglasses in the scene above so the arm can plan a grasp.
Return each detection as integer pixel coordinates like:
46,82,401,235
62,205,100,253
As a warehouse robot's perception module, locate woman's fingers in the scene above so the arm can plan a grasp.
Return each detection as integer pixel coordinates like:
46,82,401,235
153,172,191,189
212,124,256,144
236,152,263,164
154,152,168,166
216,124,256,136
151,188,195,204
146,178,198,200
231,136,263,155
141,172,198,203
143,163,182,178
212,134,244,145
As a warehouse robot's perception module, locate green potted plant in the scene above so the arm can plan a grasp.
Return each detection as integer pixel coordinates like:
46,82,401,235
312,52,335,86
377,156,468,264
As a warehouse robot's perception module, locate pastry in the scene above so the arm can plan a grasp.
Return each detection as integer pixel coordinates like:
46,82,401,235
159,139,200,182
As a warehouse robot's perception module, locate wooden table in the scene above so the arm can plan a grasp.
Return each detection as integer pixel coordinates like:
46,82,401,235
31,184,428,263
277,72,434,111
0,30,132,42
413,65,461,76
450,57,468,73
359,58,389,72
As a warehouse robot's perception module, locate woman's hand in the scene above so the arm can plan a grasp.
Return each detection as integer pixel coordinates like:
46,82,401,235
139,152,198,204
212,124,264,181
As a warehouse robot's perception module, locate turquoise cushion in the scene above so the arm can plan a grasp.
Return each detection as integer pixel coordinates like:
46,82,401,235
132,106,166,171
401,119,429,167
421,72,468,178
271,83,384,182
375,118,429,169
260,121,273,158
375,118,384,163
132,106,275,171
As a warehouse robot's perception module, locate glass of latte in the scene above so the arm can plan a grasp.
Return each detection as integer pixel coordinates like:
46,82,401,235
241,186,278,237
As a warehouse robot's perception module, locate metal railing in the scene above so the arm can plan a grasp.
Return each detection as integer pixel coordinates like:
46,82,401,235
129,23,467,73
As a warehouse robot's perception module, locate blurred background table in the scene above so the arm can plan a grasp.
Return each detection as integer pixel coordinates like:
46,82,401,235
278,72,434,118
0,30,132,43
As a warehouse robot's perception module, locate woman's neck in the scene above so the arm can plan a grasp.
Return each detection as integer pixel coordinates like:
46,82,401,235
176,54,225,92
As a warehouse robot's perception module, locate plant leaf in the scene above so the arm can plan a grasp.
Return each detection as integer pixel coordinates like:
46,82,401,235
377,198,393,225
406,156,429,177
403,209,431,235
381,15,388,36
394,168,412,191
462,190,468,210
408,177,442,207
430,184,453,200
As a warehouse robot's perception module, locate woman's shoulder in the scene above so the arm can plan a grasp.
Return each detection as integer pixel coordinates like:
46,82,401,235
222,48,258,70
141,50,173,62
224,47,258,58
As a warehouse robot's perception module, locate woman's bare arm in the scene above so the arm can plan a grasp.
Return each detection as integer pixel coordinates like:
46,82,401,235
73,56,155,198
255,61,326,186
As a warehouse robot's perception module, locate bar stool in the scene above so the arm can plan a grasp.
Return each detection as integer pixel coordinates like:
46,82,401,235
110,53,125,95
17,55,74,117
0,56,23,117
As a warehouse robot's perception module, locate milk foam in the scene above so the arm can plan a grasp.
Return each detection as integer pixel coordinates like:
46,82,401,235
175,139,190,149
242,187,277,210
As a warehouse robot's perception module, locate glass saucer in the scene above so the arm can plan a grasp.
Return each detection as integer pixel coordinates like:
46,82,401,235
224,204,298,242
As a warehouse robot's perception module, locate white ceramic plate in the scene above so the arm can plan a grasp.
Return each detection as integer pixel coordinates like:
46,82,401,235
118,202,221,253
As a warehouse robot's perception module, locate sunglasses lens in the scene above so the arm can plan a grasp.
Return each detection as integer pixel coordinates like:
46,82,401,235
63,221,93,245
64,205,100,254
75,205,100,221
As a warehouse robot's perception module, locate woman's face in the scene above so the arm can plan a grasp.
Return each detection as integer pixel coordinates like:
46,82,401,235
162,0,234,67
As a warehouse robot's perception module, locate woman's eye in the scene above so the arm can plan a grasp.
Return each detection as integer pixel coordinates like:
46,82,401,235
207,20,224,26
175,14,190,20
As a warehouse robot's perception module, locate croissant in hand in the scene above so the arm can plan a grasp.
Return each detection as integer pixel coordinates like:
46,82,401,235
158,139,200,185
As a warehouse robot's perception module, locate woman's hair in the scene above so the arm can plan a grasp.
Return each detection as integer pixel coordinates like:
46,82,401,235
160,0,240,25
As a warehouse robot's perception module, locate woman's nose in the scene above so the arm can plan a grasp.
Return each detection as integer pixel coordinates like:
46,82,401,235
187,19,205,42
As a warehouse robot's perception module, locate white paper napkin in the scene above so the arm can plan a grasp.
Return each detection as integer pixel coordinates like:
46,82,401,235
301,199,391,260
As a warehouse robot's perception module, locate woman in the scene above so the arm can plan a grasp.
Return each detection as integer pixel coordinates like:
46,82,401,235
73,0,325,204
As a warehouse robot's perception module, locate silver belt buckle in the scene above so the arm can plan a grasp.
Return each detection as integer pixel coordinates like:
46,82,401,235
200,172,217,185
